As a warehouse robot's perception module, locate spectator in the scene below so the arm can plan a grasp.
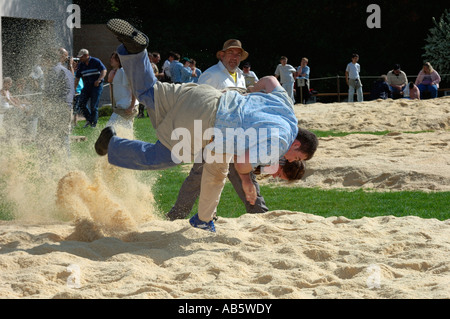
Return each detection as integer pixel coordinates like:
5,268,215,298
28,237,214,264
180,57,195,83
74,48,107,128
40,49,74,157
369,75,392,100
1,77,35,137
149,51,164,80
72,58,84,127
345,53,363,102
190,59,202,83
162,51,176,82
106,52,137,130
296,57,310,104
29,55,45,92
415,62,441,99
274,56,296,103
169,53,183,84
387,64,408,98
0,77,23,109
197,39,247,88
242,61,259,87
406,82,421,100
56,48,75,110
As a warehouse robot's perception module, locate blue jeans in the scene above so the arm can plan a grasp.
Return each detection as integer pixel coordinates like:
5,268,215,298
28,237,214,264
348,79,363,102
78,84,103,125
107,45,176,170
389,85,406,94
108,138,177,170
117,45,156,110
417,83,438,98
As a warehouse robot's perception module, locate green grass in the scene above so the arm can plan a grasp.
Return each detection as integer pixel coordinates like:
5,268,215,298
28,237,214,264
151,169,450,221
129,119,449,221
1,116,449,221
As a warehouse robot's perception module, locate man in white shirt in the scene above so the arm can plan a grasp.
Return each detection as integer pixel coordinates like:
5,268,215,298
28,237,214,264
161,51,175,82
197,39,247,88
167,39,269,221
345,53,363,102
106,52,137,130
274,56,296,102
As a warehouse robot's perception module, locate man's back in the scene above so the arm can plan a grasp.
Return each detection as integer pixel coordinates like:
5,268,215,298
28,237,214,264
170,61,183,83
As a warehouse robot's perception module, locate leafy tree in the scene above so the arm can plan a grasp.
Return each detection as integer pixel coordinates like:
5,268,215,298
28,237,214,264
423,9,450,79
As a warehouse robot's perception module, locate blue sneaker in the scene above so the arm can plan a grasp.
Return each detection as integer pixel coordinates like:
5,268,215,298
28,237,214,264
189,213,216,233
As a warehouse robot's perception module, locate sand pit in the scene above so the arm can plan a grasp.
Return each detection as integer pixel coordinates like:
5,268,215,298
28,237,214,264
0,97,449,299
0,211,448,299
260,131,450,191
257,96,450,191
295,96,450,132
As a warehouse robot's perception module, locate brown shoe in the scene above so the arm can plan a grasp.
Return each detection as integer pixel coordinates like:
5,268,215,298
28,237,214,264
106,19,149,54
94,126,116,156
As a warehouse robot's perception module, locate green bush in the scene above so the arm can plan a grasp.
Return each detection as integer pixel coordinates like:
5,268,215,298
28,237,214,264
98,104,113,117
423,9,450,79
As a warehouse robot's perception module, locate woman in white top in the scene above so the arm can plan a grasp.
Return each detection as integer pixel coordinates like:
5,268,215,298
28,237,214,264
106,52,137,130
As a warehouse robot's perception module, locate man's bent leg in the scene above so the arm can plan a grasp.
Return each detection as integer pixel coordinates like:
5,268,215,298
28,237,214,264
117,46,157,110
197,155,233,222
108,137,177,170
167,162,204,220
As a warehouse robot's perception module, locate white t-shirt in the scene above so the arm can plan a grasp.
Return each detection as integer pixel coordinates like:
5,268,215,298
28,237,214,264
346,62,360,79
0,93,11,113
162,60,172,78
274,64,296,84
113,68,132,108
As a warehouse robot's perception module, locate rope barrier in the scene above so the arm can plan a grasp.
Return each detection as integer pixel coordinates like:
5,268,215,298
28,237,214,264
308,74,450,81
9,92,43,98
301,74,449,102
9,83,110,98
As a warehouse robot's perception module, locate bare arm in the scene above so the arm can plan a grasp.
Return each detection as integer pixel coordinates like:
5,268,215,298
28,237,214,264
247,76,280,93
126,94,137,114
95,69,107,87
234,151,257,205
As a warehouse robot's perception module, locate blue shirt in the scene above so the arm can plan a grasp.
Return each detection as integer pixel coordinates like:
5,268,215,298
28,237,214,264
76,57,106,87
169,61,184,83
181,66,194,83
296,65,310,79
193,68,202,83
212,86,298,167
76,77,84,94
